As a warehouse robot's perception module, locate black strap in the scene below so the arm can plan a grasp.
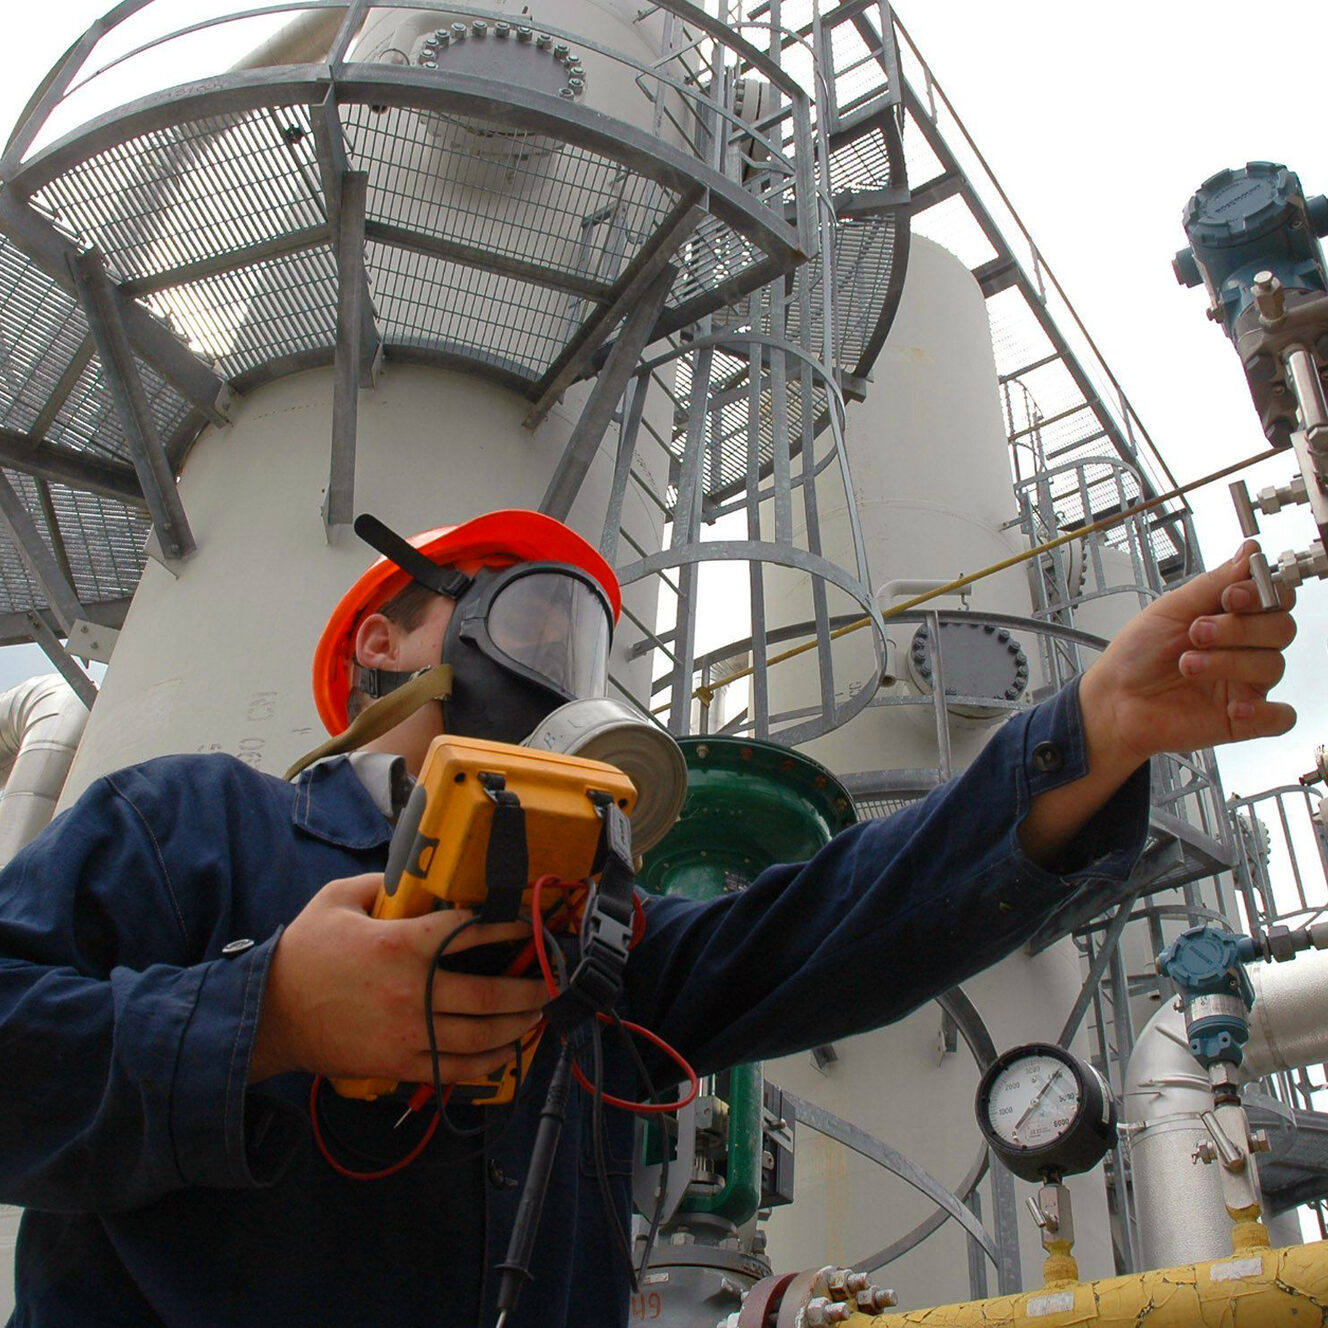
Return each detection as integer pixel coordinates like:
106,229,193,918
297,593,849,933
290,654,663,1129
356,664,430,701
354,514,473,599
480,773,528,924
546,795,636,1036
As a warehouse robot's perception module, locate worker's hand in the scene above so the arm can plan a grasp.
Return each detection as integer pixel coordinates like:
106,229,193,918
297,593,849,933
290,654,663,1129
1079,539,1297,780
249,874,549,1085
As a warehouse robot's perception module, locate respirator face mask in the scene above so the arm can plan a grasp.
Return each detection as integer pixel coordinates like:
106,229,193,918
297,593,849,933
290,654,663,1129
442,561,613,744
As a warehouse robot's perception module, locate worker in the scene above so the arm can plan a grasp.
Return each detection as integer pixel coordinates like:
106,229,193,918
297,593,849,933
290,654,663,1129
0,509,1297,1328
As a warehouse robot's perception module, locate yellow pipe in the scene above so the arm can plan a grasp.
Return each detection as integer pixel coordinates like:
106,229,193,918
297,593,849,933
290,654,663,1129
860,1240,1328,1326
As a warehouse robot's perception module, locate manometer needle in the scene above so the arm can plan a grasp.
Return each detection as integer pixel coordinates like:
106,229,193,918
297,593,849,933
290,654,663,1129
1012,1068,1062,1140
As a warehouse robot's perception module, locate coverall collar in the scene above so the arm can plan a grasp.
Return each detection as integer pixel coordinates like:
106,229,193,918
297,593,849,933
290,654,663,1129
291,753,397,850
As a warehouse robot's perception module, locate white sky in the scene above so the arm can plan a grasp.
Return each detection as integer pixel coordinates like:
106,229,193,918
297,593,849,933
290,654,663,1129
0,2,1326,843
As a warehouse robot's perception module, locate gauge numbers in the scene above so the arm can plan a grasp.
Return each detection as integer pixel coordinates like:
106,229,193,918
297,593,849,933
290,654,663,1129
985,1053,1082,1149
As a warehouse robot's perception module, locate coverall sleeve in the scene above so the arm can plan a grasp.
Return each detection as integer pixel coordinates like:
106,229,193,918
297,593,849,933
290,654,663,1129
626,678,1151,1077
0,772,294,1213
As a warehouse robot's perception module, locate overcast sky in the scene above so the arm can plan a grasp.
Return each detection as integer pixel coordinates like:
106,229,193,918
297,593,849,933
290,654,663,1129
1,1,1326,851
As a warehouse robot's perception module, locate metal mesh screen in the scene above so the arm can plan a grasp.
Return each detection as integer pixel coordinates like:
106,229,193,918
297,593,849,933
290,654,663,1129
33,107,325,286
150,245,339,377
0,242,91,438
367,240,566,376
346,104,678,292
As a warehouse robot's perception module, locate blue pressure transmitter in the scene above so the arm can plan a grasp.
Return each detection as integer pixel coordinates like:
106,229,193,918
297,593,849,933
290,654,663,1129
1174,163,1328,447
1156,924,1259,1069
1175,163,1328,336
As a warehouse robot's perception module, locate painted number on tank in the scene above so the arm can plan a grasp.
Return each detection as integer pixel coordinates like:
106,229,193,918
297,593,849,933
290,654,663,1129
238,736,265,768
630,1292,662,1319
247,692,277,723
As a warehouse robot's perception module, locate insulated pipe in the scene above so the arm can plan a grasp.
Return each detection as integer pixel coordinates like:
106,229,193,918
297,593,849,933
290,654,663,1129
875,579,965,690
863,1239,1328,1326
1245,945,1328,1078
1125,950,1328,1269
0,676,89,868
1123,1003,1232,1268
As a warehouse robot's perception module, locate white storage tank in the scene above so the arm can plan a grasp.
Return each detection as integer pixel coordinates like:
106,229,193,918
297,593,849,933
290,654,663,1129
759,237,1117,1304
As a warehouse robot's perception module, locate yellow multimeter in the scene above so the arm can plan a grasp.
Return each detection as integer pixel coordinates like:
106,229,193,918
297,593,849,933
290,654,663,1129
332,733,637,1105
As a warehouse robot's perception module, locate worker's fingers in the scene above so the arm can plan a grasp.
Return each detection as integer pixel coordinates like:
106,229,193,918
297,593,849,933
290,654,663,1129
380,909,535,961
422,1010,543,1057
402,1042,527,1087
321,873,386,910
1178,648,1286,688
1159,540,1262,618
1187,609,1296,651
1220,577,1296,614
431,971,550,1016
1226,697,1297,743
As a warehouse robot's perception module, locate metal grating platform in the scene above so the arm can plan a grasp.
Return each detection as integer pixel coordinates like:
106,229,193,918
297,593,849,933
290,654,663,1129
0,0,828,653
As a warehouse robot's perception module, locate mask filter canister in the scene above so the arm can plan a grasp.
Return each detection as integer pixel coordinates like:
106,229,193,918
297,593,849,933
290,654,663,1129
523,698,687,855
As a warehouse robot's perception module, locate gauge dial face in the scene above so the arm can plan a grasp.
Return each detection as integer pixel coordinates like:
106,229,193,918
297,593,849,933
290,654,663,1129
984,1053,1083,1151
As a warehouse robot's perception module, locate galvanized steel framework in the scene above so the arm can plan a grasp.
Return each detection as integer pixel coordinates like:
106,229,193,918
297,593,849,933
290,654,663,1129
0,0,1318,1305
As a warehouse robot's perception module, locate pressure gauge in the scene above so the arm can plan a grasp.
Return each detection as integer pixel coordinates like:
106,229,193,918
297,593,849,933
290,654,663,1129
975,1043,1117,1183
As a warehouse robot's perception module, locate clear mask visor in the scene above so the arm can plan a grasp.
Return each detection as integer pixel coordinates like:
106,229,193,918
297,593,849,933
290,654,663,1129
483,569,611,701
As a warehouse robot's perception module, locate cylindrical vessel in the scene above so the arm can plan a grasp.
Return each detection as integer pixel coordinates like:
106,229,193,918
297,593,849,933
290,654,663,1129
60,363,665,801
760,238,1114,1300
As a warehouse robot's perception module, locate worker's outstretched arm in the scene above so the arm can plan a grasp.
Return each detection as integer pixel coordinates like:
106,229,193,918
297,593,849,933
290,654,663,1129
1018,539,1295,867
628,541,1297,1078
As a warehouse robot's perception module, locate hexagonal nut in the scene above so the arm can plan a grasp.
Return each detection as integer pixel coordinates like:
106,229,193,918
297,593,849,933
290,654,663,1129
859,1287,898,1312
825,1269,867,1297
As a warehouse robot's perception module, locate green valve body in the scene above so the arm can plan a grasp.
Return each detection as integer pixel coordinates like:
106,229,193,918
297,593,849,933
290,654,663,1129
639,736,855,1223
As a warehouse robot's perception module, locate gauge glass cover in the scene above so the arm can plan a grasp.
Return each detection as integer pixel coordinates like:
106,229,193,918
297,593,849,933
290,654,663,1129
985,1053,1083,1150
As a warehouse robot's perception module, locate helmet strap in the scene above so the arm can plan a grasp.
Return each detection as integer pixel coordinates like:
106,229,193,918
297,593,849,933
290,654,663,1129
284,663,453,781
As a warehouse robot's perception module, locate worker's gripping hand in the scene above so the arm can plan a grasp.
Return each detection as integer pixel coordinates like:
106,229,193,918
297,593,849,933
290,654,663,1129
1079,539,1297,780
248,874,549,1085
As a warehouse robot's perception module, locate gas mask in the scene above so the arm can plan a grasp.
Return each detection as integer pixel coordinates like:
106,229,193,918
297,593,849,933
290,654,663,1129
442,560,613,744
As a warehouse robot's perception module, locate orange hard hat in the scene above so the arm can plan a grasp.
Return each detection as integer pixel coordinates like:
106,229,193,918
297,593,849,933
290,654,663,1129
313,509,621,735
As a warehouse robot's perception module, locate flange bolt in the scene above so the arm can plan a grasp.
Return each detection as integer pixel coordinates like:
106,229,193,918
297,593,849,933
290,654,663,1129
805,1299,853,1326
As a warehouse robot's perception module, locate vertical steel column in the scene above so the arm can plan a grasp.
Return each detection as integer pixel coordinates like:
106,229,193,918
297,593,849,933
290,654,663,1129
599,371,650,561
797,363,834,726
312,92,380,389
965,1188,988,1301
72,250,195,561
325,169,368,534
1106,936,1141,1272
746,333,770,736
925,609,952,781
667,346,714,734
988,1152,1022,1296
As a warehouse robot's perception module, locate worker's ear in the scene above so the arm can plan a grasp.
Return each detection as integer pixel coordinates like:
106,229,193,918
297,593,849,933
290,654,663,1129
354,612,398,668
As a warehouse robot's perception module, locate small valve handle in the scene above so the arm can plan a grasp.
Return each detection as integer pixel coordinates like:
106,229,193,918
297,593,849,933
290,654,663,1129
1230,480,1261,538
1248,551,1281,609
